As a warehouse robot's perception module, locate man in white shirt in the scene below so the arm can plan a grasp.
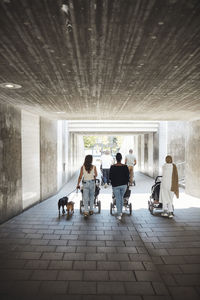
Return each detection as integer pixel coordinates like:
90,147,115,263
125,149,137,186
100,150,113,187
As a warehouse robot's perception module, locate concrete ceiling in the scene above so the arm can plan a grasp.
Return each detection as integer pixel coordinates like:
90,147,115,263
0,0,200,120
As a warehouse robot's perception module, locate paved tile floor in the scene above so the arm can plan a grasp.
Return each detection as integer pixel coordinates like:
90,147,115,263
0,172,200,300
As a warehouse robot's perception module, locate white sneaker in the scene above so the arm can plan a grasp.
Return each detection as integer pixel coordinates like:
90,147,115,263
168,213,173,219
104,183,108,188
117,215,122,221
161,212,168,217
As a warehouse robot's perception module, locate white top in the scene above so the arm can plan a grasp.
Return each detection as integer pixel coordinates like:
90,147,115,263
161,163,173,190
83,165,95,181
125,154,136,166
101,154,113,169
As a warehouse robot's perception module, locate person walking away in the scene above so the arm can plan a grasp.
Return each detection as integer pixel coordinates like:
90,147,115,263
100,150,113,188
109,153,129,221
125,149,137,186
159,155,179,219
77,155,97,218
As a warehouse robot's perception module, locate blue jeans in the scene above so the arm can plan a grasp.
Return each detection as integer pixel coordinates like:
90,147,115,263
102,169,110,184
113,185,127,216
83,180,95,213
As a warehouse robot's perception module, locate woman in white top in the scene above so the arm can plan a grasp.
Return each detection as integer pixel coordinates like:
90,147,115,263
159,155,179,218
77,155,97,217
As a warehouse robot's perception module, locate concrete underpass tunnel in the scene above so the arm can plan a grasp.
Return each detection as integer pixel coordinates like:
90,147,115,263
1,114,200,224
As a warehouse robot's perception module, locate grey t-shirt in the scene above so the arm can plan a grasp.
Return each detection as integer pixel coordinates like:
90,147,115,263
125,154,136,166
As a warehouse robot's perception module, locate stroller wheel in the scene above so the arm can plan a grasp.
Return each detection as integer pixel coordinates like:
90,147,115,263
129,203,132,215
98,201,101,213
110,203,113,215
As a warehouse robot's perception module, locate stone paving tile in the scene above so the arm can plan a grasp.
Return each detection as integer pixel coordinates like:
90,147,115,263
48,260,72,270
56,246,76,252
129,253,152,261
97,282,125,294
10,280,41,295
168,286,200,300
73,261,96,270
173,274,200,285
106,253,129,261
109,270,136,281
0,259,26,269
161,256,186,264
85,253,106,261
39,281,68,294
120,261,145,270
68,281,96,294
82,296,112,300
0,269,32,280
83,270,109,281
179,264,200,273
112,296,142,300
125,282,155,295
31,270,58,280
24,260,50,269
97,246,117,253
135,271,163,282
63,253,85,261
87,240,105,246
68,240,87,246
76,246,96,253
152,282,170,295
57,270,83,280
41,252,64,260
97,261,121,270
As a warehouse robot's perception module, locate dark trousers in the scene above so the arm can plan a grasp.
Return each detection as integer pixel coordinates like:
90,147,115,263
102,169,110,184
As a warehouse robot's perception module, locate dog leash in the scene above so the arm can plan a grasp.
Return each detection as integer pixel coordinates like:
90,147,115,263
66,188,78,197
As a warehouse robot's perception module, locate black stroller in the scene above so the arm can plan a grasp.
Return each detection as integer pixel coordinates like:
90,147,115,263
80,179,101,214
148,176,163,215
110,186,132,215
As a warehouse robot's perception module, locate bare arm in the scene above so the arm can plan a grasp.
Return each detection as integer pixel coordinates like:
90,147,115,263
134,159,137,166
77,166,83,188
94,166,98,178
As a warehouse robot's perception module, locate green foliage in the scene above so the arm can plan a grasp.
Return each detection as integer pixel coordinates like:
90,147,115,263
83,136,97,149
83,135,124,152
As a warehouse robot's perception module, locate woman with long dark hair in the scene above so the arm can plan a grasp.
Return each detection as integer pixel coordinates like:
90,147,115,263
77,155,97,217
109,153,129,221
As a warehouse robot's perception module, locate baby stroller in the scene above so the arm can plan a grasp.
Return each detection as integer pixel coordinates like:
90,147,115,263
110,186,132,215
148,176,163,215
80,179,101,214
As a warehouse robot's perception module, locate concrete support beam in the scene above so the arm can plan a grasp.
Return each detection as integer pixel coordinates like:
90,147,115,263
0,103,22,223
185,120,200,198
40,117,57,200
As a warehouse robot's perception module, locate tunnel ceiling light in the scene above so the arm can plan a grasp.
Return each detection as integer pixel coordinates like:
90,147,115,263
158,21,164,25
0,82,22,89
54,111,66,114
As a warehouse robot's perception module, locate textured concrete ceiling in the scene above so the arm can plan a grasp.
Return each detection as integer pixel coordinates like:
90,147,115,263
0,0,200,120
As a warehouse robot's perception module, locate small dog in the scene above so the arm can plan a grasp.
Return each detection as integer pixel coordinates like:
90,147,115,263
66,201,75,216
58,196,68,216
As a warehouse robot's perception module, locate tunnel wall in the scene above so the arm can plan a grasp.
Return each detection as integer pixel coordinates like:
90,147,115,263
185,120,200,198
21,111,40,209
0,103,22,223
40,117,58,200
167,121,186,181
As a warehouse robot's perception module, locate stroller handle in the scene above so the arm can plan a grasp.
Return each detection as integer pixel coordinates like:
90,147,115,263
155,176,162,183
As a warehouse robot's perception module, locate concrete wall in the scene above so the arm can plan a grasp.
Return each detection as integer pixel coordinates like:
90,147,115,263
153,132,159,178
40,117,58,200
167,121,186,181
0,103,22,223
185,120,200,198
21,111,40,209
